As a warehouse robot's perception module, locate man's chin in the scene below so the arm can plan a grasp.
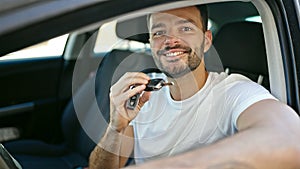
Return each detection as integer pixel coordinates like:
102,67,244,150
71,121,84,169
163,68,191,78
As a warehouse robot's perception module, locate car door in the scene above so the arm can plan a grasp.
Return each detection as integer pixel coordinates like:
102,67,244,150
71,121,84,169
0,36,69,143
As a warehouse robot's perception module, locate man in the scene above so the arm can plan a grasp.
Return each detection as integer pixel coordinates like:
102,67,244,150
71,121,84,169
89,5,300,169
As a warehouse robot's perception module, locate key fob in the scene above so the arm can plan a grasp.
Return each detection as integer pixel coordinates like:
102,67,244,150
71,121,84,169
144,78,165,91
126,86,141,110
126,68,173,110
126,78,173,110
126,78,162,110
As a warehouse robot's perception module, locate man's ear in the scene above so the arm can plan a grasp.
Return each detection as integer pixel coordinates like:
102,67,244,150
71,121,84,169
204,30,212,53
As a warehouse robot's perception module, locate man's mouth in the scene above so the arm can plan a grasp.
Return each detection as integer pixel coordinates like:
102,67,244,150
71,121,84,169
156,46,192,62
163,50,187,62
165,51,184,57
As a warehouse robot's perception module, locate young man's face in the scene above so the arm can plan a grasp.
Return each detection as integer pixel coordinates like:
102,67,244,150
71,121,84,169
149,6,209,78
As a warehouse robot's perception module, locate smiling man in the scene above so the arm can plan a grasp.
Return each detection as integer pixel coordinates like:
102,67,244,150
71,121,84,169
89,5,300,169
149,6,208,79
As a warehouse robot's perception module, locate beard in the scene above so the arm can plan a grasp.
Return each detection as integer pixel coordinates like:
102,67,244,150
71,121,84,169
153,43,204,78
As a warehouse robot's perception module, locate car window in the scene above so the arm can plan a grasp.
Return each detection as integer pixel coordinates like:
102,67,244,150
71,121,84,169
72,0,286,102
0,34,68,60
93,21,151,56
245,16,262,23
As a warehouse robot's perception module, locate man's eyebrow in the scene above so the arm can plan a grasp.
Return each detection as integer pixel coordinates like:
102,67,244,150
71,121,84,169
150,19,196,31
176,19,196,25
151,23,165,31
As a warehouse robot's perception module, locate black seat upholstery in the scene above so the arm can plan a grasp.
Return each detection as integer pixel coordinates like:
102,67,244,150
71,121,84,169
95,49,157,123
213,21,269,89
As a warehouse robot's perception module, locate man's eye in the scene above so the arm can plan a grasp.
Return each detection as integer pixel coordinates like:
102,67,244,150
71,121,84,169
181,27,193,32
153,31,166,36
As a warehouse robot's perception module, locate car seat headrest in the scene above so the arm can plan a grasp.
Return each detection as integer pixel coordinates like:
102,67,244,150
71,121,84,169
116,15,149,43
213,21,268,76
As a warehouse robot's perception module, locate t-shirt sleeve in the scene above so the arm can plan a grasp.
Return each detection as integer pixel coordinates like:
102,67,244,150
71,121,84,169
227,80,277,131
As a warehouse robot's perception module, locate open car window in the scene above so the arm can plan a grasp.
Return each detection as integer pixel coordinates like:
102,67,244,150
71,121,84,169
0,34,68,60
69,0,286,102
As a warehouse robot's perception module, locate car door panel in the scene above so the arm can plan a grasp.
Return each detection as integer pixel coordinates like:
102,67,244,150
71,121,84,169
0,57,65,143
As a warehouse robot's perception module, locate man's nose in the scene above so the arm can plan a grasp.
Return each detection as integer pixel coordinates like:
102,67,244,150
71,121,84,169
164,34,180,46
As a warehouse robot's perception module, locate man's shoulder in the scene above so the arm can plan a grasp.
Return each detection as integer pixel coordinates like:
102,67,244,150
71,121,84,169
209,72,267,95
225,73,252,82
209,72,252,86
213,72,271,97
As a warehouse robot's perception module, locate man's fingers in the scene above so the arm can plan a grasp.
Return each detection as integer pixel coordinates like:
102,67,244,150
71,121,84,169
122,85,146,101
113,86,146,121
137,92,151,110
120,72,150,81
110,72,150,95
111,84,146,105
123,92,151,121
120,78,149,93
109,73,150,125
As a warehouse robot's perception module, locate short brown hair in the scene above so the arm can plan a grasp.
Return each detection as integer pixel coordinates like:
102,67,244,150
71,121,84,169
147,5,209,32
196,5,208,31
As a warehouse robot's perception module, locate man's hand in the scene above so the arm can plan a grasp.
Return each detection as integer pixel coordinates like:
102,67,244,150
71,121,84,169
89,72,151,169
109,72,151,132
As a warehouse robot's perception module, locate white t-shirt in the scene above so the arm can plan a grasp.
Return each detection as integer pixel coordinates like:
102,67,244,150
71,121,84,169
130,72,276,164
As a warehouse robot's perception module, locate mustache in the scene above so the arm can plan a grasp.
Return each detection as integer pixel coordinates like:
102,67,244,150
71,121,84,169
157,45,192,56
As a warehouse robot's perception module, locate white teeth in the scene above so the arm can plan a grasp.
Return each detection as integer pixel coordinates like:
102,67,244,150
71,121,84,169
165,52,183,57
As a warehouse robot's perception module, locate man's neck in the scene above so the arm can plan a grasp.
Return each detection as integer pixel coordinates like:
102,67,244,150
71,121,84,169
168,62,208,101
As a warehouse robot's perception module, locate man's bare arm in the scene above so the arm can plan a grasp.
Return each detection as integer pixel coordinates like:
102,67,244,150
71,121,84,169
89,125,134,169
125,99,300,169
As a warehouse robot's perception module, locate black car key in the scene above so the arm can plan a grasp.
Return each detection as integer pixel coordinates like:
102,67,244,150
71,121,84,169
126,74,173,110
144,78,174,91
126,85,142,110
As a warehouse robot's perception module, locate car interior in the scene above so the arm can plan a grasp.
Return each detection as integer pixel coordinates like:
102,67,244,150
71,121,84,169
0,0,294,169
